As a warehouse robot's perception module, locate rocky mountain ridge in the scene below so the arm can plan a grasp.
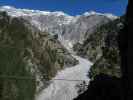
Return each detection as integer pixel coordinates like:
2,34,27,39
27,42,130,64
0,6,117,47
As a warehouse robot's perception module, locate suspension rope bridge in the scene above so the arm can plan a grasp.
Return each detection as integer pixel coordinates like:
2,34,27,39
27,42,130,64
0,75,89,82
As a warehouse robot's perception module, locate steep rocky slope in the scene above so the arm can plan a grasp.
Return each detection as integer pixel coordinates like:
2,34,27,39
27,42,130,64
0,11,78,100
74,16,125,78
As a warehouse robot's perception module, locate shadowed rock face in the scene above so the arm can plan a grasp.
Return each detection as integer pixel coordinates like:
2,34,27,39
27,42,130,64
119,0,133,99
74,74,123,100
74,1,133,100
73,17,125,100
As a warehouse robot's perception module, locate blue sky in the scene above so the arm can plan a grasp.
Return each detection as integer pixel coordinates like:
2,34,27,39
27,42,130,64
0,0,128,16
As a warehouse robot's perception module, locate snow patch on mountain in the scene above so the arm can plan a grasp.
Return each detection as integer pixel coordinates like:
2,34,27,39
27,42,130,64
0,5,74,24
0,5,117,21
83,11,118,20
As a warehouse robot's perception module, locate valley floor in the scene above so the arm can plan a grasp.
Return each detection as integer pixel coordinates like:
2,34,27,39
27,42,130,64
36,55,92,100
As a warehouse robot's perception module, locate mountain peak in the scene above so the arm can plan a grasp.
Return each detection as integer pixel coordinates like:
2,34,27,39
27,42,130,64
83,11,97,16
83,11,117,19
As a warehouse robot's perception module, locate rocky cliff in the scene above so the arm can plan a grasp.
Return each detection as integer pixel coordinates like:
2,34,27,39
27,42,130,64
0,11,78,100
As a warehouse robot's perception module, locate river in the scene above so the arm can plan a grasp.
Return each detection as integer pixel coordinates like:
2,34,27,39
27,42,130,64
36,55,92,100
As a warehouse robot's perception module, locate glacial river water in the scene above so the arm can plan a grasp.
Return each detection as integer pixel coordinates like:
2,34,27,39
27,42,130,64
36,55,92,100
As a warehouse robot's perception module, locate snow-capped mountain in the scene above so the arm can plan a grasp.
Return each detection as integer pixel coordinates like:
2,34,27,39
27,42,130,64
0,6,117,47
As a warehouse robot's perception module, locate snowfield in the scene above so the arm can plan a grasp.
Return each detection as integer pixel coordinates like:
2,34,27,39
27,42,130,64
36,55,92,100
